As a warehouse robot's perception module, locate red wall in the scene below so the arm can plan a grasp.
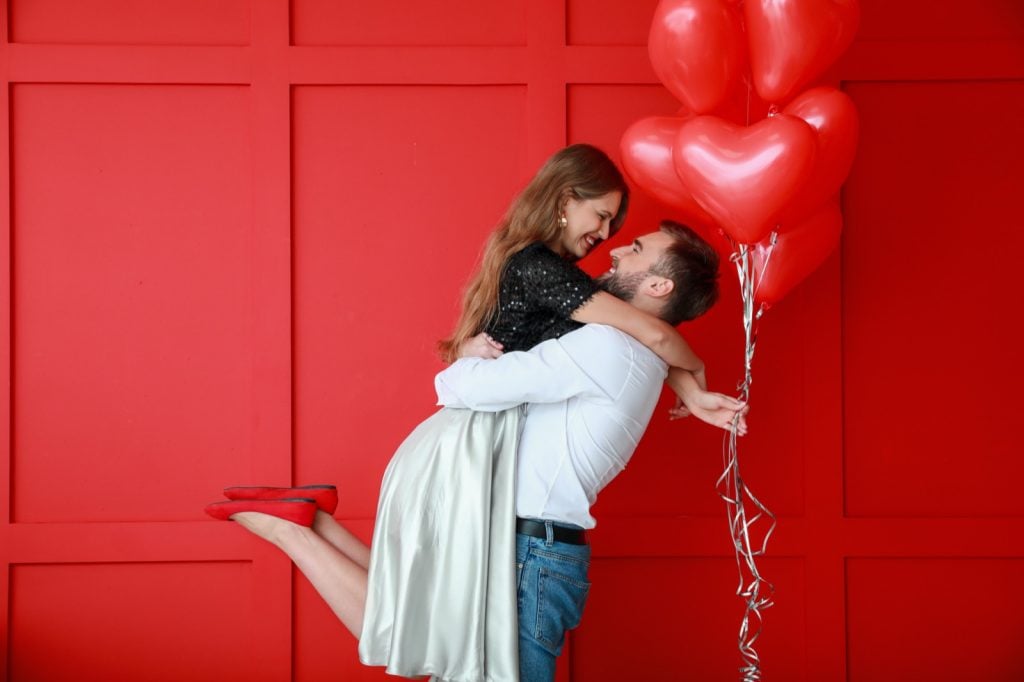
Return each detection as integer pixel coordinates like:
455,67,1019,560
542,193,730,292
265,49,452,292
1,1,1022,680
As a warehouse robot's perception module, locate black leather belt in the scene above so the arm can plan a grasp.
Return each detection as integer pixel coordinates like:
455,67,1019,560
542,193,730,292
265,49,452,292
515,517,587,545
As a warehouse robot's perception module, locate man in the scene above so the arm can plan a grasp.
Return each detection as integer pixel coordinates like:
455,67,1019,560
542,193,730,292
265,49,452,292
211,221,744,681
434,221,746,680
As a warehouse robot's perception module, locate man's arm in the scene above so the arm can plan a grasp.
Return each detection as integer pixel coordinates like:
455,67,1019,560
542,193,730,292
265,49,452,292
435,326,617,412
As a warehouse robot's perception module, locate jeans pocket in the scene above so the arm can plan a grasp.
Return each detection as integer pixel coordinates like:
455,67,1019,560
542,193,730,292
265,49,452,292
535,566,591,655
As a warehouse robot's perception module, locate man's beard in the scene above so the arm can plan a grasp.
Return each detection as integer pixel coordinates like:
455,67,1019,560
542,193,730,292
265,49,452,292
595,270,649,302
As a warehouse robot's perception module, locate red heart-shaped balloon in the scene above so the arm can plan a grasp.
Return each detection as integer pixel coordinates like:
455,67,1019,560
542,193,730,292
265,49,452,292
620,115,717,230
673,114,817,244
648,0,746,113
754,200,842,307
745,0,861,103
778,86,859,226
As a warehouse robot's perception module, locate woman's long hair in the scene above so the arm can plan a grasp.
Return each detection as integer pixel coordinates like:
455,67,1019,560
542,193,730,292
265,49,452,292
438,144,629,362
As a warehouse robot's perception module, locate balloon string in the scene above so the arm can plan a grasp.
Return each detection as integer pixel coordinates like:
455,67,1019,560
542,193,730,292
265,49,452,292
722,240,777,682
745,78,751,126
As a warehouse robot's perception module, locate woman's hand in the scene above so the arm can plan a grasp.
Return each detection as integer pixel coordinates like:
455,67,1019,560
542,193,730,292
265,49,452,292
671,390,748,436
458,332,504,359
691,366,707,392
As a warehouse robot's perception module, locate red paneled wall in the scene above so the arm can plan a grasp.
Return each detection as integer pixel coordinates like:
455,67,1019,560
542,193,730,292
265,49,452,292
1,1,1022,681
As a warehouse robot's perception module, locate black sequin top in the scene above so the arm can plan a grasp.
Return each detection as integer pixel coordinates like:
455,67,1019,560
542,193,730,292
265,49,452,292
482,242,600,352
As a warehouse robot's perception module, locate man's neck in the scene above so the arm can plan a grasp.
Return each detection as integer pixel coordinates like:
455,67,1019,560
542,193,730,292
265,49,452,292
630,297,664,320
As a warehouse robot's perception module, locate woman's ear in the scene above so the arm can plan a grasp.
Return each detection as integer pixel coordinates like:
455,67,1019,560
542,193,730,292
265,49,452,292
557,193,574,226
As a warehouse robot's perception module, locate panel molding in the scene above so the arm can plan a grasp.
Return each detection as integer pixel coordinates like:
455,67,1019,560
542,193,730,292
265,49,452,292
6,40,1023,86
250,2,294,679
6,44,251,83
525,0,568,171
1,1,11,677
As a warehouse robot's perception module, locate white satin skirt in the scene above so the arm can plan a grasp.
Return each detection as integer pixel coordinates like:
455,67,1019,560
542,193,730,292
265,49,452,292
358,406,522,682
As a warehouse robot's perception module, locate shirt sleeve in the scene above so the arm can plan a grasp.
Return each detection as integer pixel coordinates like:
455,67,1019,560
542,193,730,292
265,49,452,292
514,244,600,319
434,326,616,411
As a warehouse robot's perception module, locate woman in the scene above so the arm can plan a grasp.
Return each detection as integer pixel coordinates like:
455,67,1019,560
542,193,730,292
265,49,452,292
206,144,721,680
438,143,705,382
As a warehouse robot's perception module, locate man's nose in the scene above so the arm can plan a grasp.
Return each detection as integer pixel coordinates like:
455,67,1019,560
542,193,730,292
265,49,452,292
610,245,627,258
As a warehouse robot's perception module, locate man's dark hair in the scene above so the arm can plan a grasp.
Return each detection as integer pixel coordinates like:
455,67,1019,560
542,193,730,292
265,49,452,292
651,221,720,325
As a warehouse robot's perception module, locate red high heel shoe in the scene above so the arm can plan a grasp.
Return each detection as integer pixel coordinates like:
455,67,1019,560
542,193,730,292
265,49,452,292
204,497,318,526
222,484,338,515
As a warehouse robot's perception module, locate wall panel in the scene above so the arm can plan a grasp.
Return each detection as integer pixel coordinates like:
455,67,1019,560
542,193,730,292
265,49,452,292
9,0,250,45
291,0,527,46
8,561,256,680
842,80,1024,518
11,83,255,523
846,558,1024,681
566,0,659,46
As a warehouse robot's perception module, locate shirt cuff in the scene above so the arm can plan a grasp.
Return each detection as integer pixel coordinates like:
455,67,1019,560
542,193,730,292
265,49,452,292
434,375,459,407
433,357,484,407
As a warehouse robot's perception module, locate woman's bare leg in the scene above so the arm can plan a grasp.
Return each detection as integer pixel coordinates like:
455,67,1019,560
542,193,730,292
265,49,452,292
312,510,371,570
232,511,367,636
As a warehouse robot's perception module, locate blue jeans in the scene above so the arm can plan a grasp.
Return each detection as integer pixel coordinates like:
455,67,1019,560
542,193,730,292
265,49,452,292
516,522,592,682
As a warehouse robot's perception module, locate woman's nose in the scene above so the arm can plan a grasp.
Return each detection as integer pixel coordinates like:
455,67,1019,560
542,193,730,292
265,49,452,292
598,224,610,240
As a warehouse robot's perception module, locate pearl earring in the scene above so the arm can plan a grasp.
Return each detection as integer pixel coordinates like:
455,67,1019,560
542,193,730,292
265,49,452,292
558,215,568,228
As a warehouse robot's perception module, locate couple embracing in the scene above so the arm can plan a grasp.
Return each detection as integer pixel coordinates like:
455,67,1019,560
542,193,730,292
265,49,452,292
205,144,747,681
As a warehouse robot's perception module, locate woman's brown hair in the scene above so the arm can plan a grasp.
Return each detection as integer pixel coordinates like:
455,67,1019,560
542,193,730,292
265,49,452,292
438,144,629,362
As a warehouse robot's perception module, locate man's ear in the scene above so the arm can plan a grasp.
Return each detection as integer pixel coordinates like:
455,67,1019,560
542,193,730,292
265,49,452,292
644,275,675,300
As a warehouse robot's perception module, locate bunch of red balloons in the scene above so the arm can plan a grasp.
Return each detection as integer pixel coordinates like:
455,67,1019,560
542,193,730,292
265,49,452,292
622,0,860,307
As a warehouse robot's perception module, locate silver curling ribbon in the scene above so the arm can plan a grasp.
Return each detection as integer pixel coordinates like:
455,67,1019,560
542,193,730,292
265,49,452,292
720,238,778,682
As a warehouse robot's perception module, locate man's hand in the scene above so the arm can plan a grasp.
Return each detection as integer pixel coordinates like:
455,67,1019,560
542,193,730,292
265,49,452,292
668,396,692,420
670,391,748,436
458,332,504,359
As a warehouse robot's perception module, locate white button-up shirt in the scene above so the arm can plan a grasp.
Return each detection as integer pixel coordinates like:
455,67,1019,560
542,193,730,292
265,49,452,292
434,324,667,529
